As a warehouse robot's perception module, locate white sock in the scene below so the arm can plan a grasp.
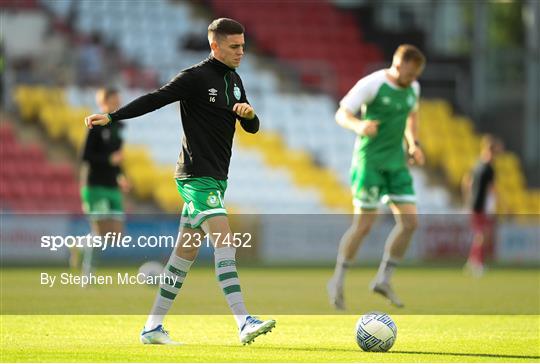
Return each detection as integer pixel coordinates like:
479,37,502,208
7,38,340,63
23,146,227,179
144,253,193,331
214,247,249,329
376,253,399,285
81,245,95,276
332,255,351,288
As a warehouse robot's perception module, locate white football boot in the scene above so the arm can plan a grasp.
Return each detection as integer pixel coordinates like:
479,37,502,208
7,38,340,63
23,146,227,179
327,278,346,310
370,281,404,308
239,316,276,345
140,325,181,345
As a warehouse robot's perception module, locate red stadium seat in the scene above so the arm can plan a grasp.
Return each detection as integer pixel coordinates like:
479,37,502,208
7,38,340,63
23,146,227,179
0,127,81,213
0,0,39,10
209,0,382,96
23,144,46,162
2,143,23,160
0,123,15,142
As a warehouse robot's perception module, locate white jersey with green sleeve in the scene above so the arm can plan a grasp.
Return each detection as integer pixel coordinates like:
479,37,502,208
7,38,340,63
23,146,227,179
340,69,420,170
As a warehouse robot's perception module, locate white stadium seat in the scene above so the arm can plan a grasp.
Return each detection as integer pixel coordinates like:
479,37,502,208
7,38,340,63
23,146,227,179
45,0,455,213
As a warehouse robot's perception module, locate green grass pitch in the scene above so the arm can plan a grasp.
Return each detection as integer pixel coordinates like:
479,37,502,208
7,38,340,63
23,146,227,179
1,267,539,362
2,315,539,362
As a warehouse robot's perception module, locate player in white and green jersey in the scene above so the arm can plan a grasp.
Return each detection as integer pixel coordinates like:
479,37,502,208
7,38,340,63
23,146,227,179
328,45,426,309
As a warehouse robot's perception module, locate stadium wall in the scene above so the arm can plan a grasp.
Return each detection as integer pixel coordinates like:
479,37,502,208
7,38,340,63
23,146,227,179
1,214,538,266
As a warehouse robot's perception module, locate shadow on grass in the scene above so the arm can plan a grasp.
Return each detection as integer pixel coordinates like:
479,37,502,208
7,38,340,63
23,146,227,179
391,350,540,360
251,346,539,360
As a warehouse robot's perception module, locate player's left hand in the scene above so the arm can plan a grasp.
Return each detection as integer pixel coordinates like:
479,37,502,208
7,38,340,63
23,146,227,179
233,103,255,120
117,174,131,193
408,145,425,166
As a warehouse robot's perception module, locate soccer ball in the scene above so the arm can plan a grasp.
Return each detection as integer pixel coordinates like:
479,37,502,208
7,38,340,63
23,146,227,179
355,311,397,352
138,261,164,284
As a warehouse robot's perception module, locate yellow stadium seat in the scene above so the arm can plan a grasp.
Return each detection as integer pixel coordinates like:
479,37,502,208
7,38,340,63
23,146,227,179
126,165,159,199
420,99,452,126
291,166,319,187
453,117,474,138
422,100,532,212
262,146,288,168
14,86,31,119
282,150,312,170
153,180,182,213
123,146,152,170
459,134,481,158
321,187,352,211
496,168,525,190
39,105,61,139
154,166,175,182
525,191,540,214
258,131,284,150
15,86,43,121
317,170,342,190
495,152,521,171
443,153,470,187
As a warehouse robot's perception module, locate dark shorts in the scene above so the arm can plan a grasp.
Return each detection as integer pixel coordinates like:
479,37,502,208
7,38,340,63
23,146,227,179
471,212,495,234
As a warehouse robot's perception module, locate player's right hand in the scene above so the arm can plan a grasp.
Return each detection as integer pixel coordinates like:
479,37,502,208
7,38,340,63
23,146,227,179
110,151,123,166
356,120,379,137
84,114,110,129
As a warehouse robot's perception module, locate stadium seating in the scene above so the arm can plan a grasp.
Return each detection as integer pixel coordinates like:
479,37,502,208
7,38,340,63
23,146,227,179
0,0,38,9
209,0,383,96
0,122,81,213
419,99,540,214
13,85,336,213
65,88,335,213
16,0,537,216
11,86,182,213
36,0,458,214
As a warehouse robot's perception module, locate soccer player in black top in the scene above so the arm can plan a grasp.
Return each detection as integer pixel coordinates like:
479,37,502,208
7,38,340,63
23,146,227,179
77,88,129,274
84,18,275,345
462,135,502,277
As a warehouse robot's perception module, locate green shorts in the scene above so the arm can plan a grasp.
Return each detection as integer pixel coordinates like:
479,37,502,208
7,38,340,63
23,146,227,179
81,186,124,220
176,177,228,229
350,166,415,209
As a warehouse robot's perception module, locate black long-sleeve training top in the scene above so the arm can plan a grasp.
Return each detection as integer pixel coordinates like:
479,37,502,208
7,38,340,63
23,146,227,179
108,56,260,180
81,120,125,187
470,160,495,213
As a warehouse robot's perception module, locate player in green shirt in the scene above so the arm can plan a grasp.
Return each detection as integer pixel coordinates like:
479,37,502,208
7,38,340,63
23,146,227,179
328,45,426,309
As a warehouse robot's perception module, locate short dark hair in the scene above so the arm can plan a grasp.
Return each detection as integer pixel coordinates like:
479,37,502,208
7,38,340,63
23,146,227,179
393,44,426,66
208,18,245,41
96,87,118,101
